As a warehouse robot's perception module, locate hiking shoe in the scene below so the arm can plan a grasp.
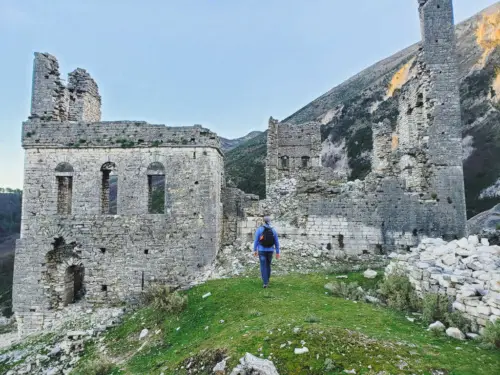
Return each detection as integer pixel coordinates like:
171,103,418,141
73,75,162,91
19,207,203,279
263,284,268,288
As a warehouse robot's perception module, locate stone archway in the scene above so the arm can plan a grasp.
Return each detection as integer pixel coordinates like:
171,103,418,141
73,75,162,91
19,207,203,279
43,236,85,309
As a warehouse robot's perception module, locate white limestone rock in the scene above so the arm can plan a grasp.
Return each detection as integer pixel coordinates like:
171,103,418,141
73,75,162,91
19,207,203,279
441,253,457,266
139,328,148,340
229,353,279,375
481,238,490,246
294,347,309,355
213,358,228,374
428,321,446,332
467,235,479,246
363,269,377,279
446,327,466,340
456,238,469,249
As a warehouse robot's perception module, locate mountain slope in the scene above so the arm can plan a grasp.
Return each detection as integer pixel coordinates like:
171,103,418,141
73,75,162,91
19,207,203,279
225,3,500,217
220,131,262,152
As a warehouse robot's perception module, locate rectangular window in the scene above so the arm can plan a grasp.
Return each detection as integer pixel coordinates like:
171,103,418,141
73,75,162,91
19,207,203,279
148,175,165,214
101,171,117,214
57,176,73,214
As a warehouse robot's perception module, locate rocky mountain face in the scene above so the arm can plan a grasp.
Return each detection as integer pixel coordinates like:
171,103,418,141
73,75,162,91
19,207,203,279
225,3,500,218
220,131,262,152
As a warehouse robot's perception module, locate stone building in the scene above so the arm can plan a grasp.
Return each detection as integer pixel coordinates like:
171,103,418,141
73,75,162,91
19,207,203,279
13,53,224,336
236,0,467,256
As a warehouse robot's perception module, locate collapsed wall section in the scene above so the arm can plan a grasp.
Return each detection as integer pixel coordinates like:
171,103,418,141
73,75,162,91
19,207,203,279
29,52,101,123
68,68,102,122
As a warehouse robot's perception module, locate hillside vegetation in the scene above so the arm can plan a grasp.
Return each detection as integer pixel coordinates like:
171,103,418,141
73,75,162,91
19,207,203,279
225,4,500,217
68,271,500,375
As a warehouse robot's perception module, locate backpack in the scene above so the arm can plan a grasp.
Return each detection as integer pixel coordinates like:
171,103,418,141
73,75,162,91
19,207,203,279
259,226,275,247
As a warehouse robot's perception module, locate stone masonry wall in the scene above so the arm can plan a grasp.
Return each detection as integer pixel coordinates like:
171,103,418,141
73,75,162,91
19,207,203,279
68,68,102,123
259,0,467,257
30,52,101,123
14,146,223,336
22,121,220,149
15,52,224,337
386,236,500,331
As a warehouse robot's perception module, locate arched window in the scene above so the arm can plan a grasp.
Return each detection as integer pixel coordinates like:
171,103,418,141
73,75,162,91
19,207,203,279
55,163,74,214
101,162,117,214
301,156,310,168
280,156,289,169
147,162,165,214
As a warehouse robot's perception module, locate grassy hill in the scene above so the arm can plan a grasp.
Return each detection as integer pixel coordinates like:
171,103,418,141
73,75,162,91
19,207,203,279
71,271,500,375
224,4,500,217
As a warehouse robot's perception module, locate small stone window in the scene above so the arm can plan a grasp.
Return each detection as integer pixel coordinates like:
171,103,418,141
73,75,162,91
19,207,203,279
280,156,289,169
55,162,74,215
147,162,165,214
301,156,310,168
101,162,118,214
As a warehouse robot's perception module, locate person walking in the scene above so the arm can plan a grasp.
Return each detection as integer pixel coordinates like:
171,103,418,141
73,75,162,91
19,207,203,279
253,216,280,288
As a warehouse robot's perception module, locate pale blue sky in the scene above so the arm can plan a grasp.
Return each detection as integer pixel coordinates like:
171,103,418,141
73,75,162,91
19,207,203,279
0,0,497,188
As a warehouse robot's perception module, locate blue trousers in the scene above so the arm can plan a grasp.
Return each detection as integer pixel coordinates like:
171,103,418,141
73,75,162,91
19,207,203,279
258,251,273,285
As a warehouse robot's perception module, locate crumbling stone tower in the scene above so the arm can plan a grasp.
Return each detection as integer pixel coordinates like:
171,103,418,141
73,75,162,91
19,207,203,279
13,53,224,337
393,0,467,236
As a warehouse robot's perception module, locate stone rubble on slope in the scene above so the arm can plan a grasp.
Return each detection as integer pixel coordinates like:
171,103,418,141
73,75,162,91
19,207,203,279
210,238,387,279
229,352,279,375
386,235,500,331
446,327,466,340
0,304,125,375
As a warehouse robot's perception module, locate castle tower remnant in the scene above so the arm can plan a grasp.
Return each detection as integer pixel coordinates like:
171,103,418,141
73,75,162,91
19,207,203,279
68,68,102,122
418,0,467,236
29,52,102,123
30,53,69,121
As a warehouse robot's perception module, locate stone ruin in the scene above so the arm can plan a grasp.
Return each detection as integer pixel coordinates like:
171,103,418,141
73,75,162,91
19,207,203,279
13,0,471,337
14,53,225,336
230,0,468,258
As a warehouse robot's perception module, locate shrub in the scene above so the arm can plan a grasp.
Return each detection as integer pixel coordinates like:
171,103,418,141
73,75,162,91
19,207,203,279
325,282,365,301
422,293,450,324
379,273,420,312
75,358,115,375
496,223,500,231
445,311,472,333
143,285,187,314
481,320,500,350
304,315,321,323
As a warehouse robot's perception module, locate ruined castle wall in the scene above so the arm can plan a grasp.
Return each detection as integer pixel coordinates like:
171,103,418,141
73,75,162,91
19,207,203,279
68,68,102,123
22,121,219,149
30,53,69,122
265,118,279,196
221,187,259,246
277,122,321,169
13,145,223,336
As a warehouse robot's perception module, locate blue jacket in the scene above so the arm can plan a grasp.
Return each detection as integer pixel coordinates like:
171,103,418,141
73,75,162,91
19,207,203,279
253,224,280,254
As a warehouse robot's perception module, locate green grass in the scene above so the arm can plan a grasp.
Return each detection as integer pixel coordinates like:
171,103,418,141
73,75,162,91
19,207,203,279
74,272,500,374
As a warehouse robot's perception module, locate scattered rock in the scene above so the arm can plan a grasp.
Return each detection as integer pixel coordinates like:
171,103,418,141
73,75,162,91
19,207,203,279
229,352,279,375
446,327,465,340
213,358,227,374
363,269,377,279
428,321,446,332
466,332,480,340
365,295,381,304
294,347,309,355
139,328,149,340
